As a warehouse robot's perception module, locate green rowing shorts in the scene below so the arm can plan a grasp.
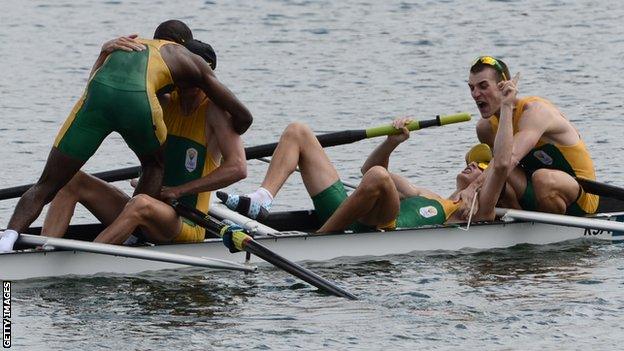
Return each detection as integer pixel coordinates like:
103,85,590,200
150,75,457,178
311,180,370,232
311,180,349,225
54,80,165,161
519,177,538,211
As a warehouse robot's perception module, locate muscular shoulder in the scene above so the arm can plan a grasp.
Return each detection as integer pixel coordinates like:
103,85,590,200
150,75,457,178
476,118,495,147
160,44,206,83
517,99,560,131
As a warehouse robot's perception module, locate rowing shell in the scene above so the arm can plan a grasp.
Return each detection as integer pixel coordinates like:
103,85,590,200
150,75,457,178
2,208,623,281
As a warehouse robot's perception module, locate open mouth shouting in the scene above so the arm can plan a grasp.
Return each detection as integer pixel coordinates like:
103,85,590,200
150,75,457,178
475,99,490,116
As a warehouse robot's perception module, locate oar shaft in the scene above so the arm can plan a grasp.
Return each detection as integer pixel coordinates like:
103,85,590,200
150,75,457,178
16,234,255,272
0,166,142,200
245,130,367,160
497,208,624,232
243,239,357,299
575,177,624,201
0,112,470,201
247,113,470,159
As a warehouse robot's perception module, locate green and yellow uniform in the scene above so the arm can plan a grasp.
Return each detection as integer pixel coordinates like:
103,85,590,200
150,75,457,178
55,39,179,160
488,96,598,215
311,181,459,231
391,196,459,229
162,91,218,243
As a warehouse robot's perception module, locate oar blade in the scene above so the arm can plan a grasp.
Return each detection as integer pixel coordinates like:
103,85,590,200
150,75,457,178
173,201,357,300
243,239,357,300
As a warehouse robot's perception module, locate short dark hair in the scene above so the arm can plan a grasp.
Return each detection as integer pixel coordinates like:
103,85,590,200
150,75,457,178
184,39,217,70
470,56,510,82
153,20,193,44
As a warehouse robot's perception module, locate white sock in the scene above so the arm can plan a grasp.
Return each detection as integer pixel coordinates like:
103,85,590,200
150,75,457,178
246,187,274,209
0,229,19,253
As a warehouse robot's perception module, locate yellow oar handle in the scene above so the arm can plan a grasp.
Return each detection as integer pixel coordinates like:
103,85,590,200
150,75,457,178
365,112,471,138
438,112,472,125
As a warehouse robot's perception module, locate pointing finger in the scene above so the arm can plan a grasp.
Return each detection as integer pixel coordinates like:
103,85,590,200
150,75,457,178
511,72,520,86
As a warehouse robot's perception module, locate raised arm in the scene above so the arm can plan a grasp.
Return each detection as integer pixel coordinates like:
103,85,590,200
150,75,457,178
160,104,246,201
187,54,253,135
509,103,552,167
475,74,519,220
361,117,411,174
458,119,496,196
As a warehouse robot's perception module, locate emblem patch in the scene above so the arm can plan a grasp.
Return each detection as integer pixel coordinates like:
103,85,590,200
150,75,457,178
533,150,553,165
185,148,198,172
419,206,438,218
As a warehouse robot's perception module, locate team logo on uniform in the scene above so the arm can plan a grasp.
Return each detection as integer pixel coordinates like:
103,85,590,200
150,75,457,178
185,148,198,172
419,206,438,218
533,150,553,165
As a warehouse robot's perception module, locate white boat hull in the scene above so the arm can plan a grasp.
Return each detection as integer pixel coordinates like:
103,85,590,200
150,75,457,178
1,219,621,281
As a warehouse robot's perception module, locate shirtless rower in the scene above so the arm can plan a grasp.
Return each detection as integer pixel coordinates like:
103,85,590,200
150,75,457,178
460,56,598,216
39,39,246,245
218,75,520,232
0,20,253,250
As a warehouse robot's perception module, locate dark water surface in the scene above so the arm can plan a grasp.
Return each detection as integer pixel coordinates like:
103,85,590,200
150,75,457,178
2,0,624,349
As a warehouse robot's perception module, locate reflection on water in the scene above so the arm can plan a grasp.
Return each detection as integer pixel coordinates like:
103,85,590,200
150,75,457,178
452,241,599,288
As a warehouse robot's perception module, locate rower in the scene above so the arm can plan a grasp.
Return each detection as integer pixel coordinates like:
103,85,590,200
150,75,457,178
1,20,253,250
460,56,598,216
218,75,519,232
33,39,247,245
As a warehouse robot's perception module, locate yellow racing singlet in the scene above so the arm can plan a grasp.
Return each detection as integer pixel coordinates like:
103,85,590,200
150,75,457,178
163,91,219,242
488,96,598,214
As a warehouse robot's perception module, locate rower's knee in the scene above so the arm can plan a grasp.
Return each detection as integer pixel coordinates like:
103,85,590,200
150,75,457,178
59,172,91,197
532,169,555,191
125,194,157,222
532,169,569,213
360,166,393,193
283,122,314,142
32,172,82,204
52,179,78,203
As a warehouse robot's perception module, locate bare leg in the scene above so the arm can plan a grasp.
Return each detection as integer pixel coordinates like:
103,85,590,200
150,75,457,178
260,122,341,197
318,166,400,232
532,169,580,214
7,148,85,233
42,172,130,237
93,194,181,244
133,146,165,199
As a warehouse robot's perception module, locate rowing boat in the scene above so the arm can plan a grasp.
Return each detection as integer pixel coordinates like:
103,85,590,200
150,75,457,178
2,200,624,281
